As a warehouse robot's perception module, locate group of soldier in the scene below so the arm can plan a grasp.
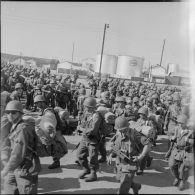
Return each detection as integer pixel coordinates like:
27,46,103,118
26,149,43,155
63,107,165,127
1,62,194,194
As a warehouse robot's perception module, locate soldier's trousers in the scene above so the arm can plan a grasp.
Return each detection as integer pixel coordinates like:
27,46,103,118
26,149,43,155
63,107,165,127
168,158,189,181
76,139,99,170
116,172,135,194
98,137,107,159
3,172,38,194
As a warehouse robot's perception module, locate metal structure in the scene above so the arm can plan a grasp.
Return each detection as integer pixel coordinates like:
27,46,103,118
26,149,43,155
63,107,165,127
99,23,109,78
95,54,118,75
167,63,180,75
116,55,144,77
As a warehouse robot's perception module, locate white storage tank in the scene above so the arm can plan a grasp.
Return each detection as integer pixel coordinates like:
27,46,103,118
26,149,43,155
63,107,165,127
95,54,118,74
167,63,180,74
116,55,144,77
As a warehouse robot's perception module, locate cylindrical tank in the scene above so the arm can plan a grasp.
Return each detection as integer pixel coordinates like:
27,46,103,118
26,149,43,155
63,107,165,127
167,63,180,74
116,55,144,77
95,54,118,74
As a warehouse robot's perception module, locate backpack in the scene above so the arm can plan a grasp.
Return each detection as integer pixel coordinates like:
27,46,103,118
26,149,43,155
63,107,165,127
22,115,68,158
96,110,115,137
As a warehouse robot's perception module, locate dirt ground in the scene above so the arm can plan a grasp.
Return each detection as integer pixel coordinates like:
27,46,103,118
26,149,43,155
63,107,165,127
36,134,194,194
1,79,194,194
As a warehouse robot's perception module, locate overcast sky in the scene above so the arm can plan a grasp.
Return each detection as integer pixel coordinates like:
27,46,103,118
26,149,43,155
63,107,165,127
1,1,191,70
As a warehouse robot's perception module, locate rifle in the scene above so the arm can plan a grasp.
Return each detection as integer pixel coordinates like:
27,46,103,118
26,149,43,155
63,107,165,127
71,142,80,153
164,139,176,160
111,144,137,171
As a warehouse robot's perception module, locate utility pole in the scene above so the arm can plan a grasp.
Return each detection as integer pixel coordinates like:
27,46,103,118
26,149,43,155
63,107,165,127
71,42,75,75
159,39,166,66
99,23,109,78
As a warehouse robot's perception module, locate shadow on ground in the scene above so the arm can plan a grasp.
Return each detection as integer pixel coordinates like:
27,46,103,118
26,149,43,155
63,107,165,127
38,177,80,194
39,164,64,175
134,171,173,187
45,188,118,194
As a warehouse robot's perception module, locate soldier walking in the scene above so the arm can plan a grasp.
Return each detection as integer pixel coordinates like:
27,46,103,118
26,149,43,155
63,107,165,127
76,97,102,182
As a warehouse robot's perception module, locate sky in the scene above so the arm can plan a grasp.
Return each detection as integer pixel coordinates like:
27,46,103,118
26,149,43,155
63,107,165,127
1,1,191,71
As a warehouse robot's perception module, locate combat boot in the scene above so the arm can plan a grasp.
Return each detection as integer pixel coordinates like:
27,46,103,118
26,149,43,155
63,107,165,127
85,169,97,182
172,178,180,186
178,180,185,191
146,156,153,168
132,182,142,194
79,167,90,179
48,160,60,169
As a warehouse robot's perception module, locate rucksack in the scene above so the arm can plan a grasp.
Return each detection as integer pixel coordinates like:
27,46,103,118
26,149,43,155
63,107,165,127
96,110,114,137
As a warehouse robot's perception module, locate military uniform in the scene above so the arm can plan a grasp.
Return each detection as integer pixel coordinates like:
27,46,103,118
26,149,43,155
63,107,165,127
164,104,182,138
110,127,152,194
76,110,102,181
168,126,193,190
1,118,41,194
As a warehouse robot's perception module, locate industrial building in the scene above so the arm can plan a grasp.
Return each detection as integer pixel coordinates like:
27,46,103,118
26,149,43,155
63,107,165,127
95,54,144,79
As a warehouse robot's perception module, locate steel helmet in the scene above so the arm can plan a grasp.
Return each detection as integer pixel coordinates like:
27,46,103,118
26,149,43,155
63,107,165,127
15,83,23,90
5,100,23,113
79,88,86,95
138,106,148,116
34,95,46,103
133,97,139,103
148,114,157,124
177,114,188,124
140,95,145,101
115,96,126,102
152,94,159,99
146,97,153,103
114,116,129,131
83,97,96,108
101,91,110,98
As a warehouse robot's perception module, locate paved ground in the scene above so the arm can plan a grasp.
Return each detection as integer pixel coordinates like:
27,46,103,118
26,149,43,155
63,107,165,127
2,78,194,194
37,134,194,194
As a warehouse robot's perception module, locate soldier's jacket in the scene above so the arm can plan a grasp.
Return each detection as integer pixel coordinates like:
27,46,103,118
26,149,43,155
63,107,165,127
136,118,147,127
165,104,182,123
79,111,102,144
2,119,41,176
170,126,193,163
144,105,157,117
164,104,182,134
111,129,152,172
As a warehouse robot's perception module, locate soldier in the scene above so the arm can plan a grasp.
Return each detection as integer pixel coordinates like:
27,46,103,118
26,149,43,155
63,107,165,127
164,95,182,148
76,97,102,182
32,84,43,112
34,95,64,169
107,117,152,194
144,97,157,117
10,83,24,101
167,114,193,191
132,96,140,121
1,101,41,194
100,78,108,93
97,91,113,163
98,91,112,108
113,96,126,117
42,80,56,108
